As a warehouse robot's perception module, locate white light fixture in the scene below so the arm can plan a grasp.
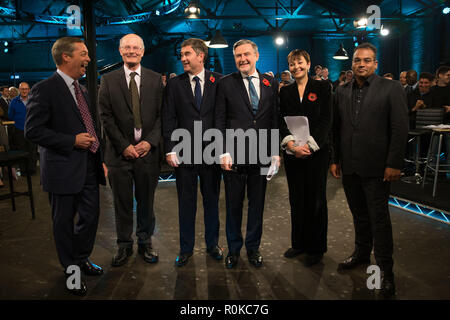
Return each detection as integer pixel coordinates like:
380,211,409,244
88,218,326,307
275,36,285,46
443,7,450,14
380,25,389,36
184,1,200,18
354,17,367,29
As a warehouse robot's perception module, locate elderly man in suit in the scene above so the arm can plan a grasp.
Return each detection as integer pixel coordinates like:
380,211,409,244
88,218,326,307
215,39,279,269
162,38,223,267
99,34,163,267
25,37,107,296
330,42,408,296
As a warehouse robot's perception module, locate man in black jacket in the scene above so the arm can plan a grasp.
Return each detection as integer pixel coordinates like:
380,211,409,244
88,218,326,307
162,38,223,267
215,39,279,269
330,43,408,296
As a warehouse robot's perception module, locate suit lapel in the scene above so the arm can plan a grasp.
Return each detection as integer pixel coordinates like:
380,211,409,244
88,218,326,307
256,71,267,117
233,72,253,114
343,82,355,127
53,72,84,125
181,72,196,111
118,67,132,113
200,70,213,114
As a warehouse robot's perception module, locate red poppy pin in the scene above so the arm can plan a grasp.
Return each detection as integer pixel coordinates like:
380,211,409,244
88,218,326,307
210,75,215,83
308,92,317,102
262,78,270,87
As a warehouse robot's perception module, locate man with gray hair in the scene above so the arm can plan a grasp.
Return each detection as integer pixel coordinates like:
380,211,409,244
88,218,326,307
215,39,279,269
99,33,163,267
25,37,106,296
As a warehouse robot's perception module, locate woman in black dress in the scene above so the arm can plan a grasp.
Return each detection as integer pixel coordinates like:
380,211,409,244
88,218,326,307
279,49,332,266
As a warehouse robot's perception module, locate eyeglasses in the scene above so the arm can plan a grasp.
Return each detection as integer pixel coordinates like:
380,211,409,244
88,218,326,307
121,46,143,52
353,58,375,64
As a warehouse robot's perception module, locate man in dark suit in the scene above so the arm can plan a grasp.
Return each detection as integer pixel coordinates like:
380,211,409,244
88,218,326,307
99,34,163,267
25,37,106,296
330,43,408,296
162,38,223,267
215,39,279,269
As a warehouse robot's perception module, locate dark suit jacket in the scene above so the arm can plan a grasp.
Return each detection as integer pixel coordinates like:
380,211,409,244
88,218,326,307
279,77,332,151
0,97,9,121
24,72,106,194
162,70,222,164
98,66,163,167
215,71,279,165
331,74,409,177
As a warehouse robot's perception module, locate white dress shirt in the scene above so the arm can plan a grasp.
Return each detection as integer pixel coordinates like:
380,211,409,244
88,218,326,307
188,68,205,96
57,69,78,104
123,64,142,142
241,70,260,101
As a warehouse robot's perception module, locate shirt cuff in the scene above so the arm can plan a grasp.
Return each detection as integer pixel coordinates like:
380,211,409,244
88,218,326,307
219,153,231,159
166,152,176,156
307,136,320,152
280,135,295,150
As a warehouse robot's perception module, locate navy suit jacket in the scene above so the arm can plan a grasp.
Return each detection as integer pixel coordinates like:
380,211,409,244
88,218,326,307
162,70,222,164
215,71,279,165
25,72,106,194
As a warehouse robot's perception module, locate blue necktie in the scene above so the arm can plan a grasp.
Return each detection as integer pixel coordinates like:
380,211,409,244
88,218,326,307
193,76,202,110
246,76,259,114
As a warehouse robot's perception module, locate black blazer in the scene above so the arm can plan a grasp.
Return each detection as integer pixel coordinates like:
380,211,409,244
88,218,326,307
162,70,222,164
331,74,409,177
279,78,332,152
98,66,163,166
215,71,279,165
24,72,106,194
0,97,9,121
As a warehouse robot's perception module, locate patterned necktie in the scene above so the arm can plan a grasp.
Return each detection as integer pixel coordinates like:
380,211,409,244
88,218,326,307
246,76,259,114
73,81,99,153
130,72,142,129
193,76,202,110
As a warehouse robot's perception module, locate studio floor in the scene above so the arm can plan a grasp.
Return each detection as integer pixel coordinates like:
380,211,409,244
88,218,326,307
0,167,449,300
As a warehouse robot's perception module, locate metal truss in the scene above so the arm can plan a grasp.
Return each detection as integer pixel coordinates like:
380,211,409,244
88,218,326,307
389,196,450,225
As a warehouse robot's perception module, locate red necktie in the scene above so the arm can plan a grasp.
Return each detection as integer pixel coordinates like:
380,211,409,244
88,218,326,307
73,81,99,153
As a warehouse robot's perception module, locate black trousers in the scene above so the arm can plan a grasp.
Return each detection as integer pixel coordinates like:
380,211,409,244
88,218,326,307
284,148,329,254
342,173,394,273
48,152,100,269
175,164,221,254
223,165,267,254
108,158,160,248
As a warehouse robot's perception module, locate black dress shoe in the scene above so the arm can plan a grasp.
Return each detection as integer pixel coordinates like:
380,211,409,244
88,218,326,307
247,250,263,268
338,253,370,270
111,247,133,267
302,253,323,267
225,253,239,269
66,280,87,297
284,248,303,258
207,245,224,260
380,273,396,296
79,259,103,276
175,253,193,267
138,244,158,263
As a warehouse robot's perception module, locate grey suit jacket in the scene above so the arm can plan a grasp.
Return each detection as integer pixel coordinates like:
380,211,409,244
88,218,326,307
331,74,409,177
98,65,163,166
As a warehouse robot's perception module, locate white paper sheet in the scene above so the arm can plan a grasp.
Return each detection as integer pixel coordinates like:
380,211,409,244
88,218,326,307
284,116,310,155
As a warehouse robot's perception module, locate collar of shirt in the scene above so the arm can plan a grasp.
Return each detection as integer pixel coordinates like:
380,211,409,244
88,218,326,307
188,68,205,95
240,70,259,81
57,69,78,102
241,70,260,99
124,64,141,94
352,73,375,89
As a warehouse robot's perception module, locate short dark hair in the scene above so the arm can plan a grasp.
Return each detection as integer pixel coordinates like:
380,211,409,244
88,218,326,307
354,42,377,58
436,65,450,77
419,72,434,82
287,49,311,65
181,38,208,63
383,73,394,79
52,37,85,66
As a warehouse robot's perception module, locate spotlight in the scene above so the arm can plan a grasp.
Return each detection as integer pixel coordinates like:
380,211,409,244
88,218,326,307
155,10,160,16
380,26,389,36
184,1,200,18
354,17,367,29
443,7,450,14
275,36,285,46
4,48,8,53
3,41,8,47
